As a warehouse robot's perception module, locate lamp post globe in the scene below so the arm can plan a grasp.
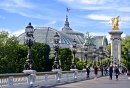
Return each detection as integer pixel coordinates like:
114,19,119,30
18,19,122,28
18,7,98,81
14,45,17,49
24,22,35,71
71,39,77,69
52,32,61,70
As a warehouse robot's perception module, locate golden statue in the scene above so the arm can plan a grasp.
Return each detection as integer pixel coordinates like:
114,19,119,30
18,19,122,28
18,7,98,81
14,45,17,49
109,16,120,30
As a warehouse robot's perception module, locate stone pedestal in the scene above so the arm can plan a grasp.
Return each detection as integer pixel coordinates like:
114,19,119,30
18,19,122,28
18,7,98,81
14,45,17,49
70,69,78,80
52,69,62,83
23,70,36,87
109,30,123,66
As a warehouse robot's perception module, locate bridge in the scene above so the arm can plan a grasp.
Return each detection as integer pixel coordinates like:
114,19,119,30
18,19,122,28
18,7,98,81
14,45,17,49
42,75,130,88
0,70,130,88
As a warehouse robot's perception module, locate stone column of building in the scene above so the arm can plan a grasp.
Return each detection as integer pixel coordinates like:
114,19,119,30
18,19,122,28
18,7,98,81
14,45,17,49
109,31,123,66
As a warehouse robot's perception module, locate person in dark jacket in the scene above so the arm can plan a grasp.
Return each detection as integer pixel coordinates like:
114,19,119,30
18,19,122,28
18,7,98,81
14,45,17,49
109,66,113,80
86,64,90,78
114,66,119,81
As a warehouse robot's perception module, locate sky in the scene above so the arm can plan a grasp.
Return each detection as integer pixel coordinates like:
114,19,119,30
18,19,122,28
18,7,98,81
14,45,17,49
0,0,130,42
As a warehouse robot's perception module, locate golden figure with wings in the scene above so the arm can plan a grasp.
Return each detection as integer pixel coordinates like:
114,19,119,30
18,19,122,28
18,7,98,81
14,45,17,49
109,16,120,30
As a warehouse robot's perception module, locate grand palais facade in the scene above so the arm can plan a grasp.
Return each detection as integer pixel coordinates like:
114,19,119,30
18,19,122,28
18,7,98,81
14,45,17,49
18,15,108,61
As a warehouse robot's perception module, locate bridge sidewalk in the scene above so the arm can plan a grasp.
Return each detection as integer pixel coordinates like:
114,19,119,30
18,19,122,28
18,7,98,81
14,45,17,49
40,75,130,88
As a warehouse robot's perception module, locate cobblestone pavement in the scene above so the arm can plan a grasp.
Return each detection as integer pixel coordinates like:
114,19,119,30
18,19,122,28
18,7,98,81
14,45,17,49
40,75,130,88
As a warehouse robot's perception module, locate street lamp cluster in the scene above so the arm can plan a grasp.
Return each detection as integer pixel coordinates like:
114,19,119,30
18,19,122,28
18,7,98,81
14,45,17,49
93,45,97,65
23,22,110,73
71,39,77,69
83,43,88,69
52,32,61,70
24,22,35,70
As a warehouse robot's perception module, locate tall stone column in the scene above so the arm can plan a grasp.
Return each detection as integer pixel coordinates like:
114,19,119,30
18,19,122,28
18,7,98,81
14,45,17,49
108,16,123,67
109,31,123,66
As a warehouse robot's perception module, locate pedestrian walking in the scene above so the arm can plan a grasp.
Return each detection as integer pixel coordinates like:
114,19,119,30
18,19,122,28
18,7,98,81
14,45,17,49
109,66,113,80
105,67,108,76
94,65,98,79
114,66,120,81
86,64,90,78
100,65,103,76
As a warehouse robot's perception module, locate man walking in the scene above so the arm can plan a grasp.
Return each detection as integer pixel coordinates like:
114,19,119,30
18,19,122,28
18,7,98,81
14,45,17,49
114,65,120,81
86,64,90,78
109,66,113,80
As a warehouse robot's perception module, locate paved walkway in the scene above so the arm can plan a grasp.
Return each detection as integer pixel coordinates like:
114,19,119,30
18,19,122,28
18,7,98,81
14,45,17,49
41,75,130,88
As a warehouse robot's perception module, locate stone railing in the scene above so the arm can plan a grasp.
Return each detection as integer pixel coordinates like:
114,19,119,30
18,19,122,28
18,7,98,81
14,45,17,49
0,70,102,88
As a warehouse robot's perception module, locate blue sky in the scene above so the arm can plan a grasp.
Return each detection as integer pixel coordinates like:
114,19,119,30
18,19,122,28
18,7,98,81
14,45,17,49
0,0,130,42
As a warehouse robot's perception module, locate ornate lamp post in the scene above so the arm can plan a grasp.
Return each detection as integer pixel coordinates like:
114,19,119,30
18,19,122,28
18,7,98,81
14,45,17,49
24,22,35,71
71,39,77,69
93,45,97,65
99,46,103,65
106,50,110,66
52,32,61,70
83,43,88,69
99,46,104,76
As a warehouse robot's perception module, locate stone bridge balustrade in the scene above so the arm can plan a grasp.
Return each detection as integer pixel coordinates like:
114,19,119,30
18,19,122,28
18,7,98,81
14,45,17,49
0,70,102,88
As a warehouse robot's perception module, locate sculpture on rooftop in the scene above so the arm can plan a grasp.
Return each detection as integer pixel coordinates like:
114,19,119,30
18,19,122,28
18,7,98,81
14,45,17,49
84,32,96,45
109,16,120,30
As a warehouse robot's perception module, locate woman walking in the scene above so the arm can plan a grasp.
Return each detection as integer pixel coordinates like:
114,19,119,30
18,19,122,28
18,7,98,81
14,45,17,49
94,65,98,79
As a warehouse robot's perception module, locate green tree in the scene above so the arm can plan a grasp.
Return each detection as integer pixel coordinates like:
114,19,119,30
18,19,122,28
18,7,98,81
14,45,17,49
58,48,72,70
32,42,51,71
121,35,130,70
0,31,23,73
76,60,84,70
16,44,27,72
106,43,111,54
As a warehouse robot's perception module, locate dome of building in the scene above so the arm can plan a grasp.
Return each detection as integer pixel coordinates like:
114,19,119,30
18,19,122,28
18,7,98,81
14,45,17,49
17,15,109,61
18,15,84,48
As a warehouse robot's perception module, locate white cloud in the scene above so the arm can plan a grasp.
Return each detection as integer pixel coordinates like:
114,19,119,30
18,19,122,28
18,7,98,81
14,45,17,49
79,0,106,5
121,16,130,22
0,0,35,17
58,0,130,12
12,29,25,37
86,14,112,20
0,0,36,9
44,21,57,27
81,6,112,10
58,0,108,5
0,0,55,21
117,7,130,12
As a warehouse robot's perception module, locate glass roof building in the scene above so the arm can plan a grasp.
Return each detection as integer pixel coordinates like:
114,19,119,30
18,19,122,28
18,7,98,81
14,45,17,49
18,15,84,48
17,15,108,61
